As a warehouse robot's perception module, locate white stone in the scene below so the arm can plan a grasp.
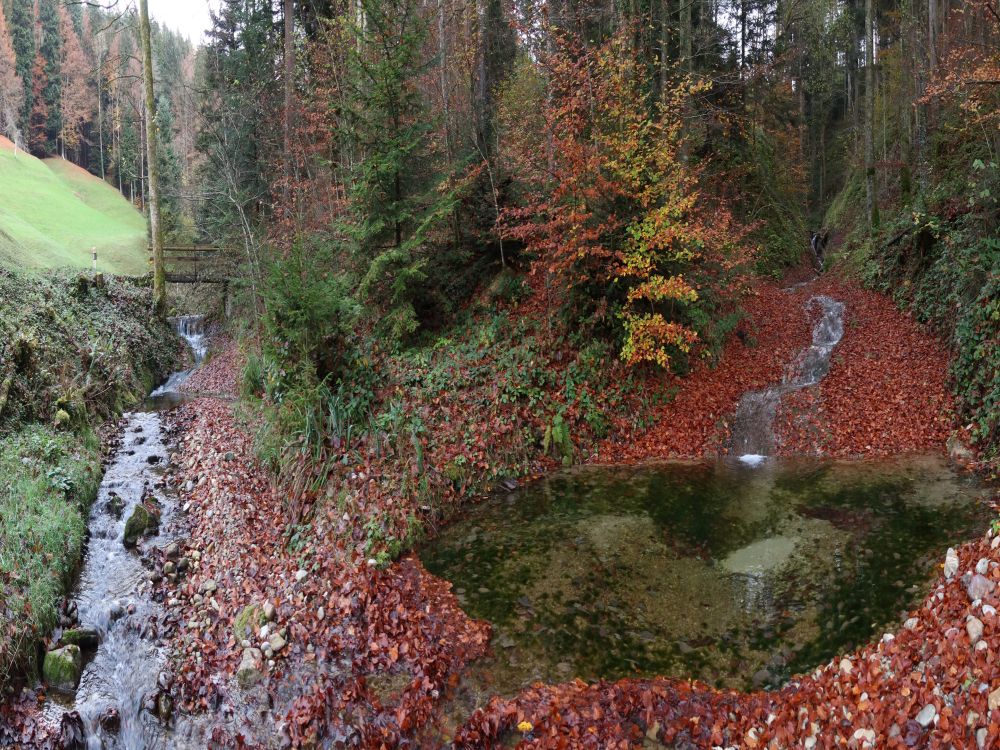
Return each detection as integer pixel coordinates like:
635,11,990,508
915,704,937,727
977,558,990,575
968,616,985,645
904,617,919,630
944,548,960,579
984,604,997,617
839,658,853,675
295,569,308,582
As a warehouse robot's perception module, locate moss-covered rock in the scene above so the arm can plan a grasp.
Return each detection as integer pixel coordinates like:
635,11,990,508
123,503,159,547
233,603,265,642
43,644,81,690
61,628,99,650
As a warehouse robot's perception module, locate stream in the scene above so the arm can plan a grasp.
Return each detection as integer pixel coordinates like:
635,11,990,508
42,316,206,749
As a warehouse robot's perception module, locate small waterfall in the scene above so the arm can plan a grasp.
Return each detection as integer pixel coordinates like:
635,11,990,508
148,315,207,400
729,296,845,460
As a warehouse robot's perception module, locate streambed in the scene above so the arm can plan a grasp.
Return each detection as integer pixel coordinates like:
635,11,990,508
421,455,989,700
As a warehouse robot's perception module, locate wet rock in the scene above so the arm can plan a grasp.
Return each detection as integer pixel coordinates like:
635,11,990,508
967,574,995,602
58,710,86,749
177,557,189,573
146,454,162,464
163,561,176,575
237,648,263,688
156,692,173,722
915,703,936,728
109,600,124,620
944,548,959,580
123,504,159,547
99,706,121,734
164,542,180,559
61,628,98,650
107,494,125,518
967,616,984,645
43,645,82,690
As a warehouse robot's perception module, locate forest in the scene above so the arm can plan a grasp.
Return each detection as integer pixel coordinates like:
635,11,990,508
0,0,998,746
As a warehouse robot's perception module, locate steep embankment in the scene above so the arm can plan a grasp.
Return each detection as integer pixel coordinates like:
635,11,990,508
0,136,148,275
0,269,177,698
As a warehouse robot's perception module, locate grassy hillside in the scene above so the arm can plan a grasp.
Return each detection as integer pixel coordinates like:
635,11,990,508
0,136,149,275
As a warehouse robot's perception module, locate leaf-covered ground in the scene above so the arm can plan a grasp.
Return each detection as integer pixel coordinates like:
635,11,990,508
5,274,992,748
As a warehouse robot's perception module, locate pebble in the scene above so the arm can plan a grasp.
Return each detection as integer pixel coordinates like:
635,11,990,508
202,579,218,594
295,569,308,583
976,558,990,575
268,632,287,653
989,687,1000,711
904,617,919,630
839,658,852,675
967,616,984,645
853,728,875,745
944,548,959,579
984,604,997,617
263,601,276,621
915,703,936,727
259,624,270,640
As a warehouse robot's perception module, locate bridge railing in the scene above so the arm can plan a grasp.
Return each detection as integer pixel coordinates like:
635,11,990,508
147,245,232,284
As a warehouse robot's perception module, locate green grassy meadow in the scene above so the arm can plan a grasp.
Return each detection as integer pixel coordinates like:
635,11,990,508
0,136,149,276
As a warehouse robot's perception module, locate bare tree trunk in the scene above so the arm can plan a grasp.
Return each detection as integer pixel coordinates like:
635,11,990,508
927,0,937,72
680,0,692,71
139,0,166,315
864,0,876,230
97,67,105,179
284,0,294,161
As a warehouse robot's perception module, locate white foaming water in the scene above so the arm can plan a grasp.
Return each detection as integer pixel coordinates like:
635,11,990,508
728,296,845,458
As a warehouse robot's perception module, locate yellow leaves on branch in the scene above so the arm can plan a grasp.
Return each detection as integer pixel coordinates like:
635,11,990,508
620,314,699,369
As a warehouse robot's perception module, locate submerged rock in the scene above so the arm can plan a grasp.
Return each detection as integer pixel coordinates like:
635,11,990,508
58,710,86,750
43,644,82,690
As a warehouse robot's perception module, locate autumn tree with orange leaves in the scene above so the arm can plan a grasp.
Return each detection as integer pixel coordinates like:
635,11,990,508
500,31,753,370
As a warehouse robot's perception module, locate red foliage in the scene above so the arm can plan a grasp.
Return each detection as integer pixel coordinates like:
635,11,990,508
774,277,954,457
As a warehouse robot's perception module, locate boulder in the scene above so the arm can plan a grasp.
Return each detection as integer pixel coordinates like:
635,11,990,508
43,645,82,690
123,504,159,548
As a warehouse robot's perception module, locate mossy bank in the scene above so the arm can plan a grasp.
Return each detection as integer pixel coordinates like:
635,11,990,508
0,268,178,693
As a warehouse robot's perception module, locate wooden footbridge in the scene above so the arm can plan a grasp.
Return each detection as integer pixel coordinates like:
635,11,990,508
148,245,234,284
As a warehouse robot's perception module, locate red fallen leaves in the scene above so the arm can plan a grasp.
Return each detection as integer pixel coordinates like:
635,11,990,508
160,393,491,747
595,281,815,460
180,335,241,396
774,276,955,457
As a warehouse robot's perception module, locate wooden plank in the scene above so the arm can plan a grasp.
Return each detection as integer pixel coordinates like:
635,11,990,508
165,273,228,284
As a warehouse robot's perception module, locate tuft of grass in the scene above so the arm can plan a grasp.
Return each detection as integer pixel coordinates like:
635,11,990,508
0,138,148,275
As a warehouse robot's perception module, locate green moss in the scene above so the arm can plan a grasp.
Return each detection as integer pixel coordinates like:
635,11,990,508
233,604,265,642
42,645,81,690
